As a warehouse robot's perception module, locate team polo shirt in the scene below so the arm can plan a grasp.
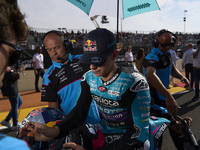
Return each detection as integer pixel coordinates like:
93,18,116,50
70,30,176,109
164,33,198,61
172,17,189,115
143,47,172,101
41,53,100,124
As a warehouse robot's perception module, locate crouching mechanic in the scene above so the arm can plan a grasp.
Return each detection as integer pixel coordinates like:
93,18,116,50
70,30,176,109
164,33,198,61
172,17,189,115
41,30,100,124
19,28,151,150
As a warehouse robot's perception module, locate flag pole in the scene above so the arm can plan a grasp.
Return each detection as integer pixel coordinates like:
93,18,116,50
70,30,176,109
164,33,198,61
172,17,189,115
116,0,119,43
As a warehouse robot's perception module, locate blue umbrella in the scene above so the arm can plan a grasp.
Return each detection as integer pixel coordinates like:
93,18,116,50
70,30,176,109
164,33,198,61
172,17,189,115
66,0,167,42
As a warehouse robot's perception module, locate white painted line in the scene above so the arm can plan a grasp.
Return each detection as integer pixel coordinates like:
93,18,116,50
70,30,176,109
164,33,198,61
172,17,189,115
0,126,9,130
172,90,190,95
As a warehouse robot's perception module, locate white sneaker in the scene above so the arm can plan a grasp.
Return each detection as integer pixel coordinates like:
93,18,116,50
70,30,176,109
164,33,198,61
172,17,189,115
1,119,12,128
11,122,21,131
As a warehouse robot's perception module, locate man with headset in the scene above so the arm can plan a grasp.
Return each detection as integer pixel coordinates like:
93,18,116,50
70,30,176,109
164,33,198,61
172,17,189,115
41,30,100,124
143,29,191,149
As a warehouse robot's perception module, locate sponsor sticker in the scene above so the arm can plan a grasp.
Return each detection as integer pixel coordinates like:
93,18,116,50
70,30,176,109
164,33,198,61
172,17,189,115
130,78,149,92
84,40,97,51
103,73,119,86
154,123,168,139
98,86,107,92
131,124,141,139
89,57,102,63
108,90,120,96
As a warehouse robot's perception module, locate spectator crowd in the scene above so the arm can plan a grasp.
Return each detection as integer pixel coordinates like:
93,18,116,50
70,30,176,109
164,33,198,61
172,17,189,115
27,29,200,51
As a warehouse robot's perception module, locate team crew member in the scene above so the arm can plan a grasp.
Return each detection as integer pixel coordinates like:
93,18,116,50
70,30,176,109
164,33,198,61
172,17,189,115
19,28,151,150
41,30,100,124
143,29,191,150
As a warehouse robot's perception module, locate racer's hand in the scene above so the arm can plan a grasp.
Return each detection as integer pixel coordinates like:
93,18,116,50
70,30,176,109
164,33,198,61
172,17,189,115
176,115,192,127
165,95,181,115
18,121,60,141
63,142,86,150
181,77,190,88
183,117,192,126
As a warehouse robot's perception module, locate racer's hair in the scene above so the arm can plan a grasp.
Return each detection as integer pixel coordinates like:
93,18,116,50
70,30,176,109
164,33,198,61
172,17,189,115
0,0,30,43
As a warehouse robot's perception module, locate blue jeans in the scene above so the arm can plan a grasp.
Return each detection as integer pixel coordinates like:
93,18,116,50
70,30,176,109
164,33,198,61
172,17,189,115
193,68,200,98
6,93,23,126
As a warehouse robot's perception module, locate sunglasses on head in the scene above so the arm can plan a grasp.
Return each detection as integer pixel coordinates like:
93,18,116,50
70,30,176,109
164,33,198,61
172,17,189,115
157,41,174,48
2,40,22,66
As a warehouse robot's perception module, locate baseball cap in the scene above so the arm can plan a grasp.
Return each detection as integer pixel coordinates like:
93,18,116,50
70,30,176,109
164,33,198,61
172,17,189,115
78,28,117,66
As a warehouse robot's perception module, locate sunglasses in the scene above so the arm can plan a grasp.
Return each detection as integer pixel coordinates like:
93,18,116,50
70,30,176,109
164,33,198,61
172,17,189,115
2,40,22,66
158,41,174,48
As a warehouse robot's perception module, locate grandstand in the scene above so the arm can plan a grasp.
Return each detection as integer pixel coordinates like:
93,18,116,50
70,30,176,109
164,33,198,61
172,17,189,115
17,29,200,69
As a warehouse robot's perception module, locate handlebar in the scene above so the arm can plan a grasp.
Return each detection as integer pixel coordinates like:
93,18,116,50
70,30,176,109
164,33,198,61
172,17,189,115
181,120,199,149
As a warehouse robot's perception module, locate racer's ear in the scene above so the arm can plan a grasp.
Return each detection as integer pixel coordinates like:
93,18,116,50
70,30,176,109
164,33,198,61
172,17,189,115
112,50,118,60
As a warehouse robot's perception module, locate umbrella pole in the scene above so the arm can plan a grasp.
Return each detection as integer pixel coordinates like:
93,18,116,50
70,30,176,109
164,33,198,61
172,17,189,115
116,0,119,43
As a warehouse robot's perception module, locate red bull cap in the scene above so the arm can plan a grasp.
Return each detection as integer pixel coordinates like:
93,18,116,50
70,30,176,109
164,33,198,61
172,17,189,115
78,28,116,66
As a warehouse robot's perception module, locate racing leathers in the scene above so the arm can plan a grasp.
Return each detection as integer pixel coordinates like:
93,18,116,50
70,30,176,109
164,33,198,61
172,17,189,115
56,66,151,149
41,53,100,124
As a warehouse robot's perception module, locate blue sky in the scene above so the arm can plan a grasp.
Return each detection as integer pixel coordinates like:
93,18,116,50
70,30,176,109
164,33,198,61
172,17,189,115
18,0,200,33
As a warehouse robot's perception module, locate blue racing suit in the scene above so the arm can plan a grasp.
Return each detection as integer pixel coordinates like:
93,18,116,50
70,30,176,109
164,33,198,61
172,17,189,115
41,53,100,124
56,66,151,149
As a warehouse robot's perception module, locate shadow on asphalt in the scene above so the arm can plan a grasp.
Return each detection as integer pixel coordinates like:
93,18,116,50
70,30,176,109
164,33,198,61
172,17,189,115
173,91,200,116
173,92,189,99
20,91,39,96
178,100,200,116
0,128,12,134
0,91,37,101
0,97,9,101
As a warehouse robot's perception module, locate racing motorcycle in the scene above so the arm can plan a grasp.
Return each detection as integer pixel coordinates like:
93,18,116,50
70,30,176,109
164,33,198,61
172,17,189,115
17,107,199,150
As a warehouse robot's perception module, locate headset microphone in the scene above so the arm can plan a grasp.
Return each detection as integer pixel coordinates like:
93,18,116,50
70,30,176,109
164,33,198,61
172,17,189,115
57,51,68,60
